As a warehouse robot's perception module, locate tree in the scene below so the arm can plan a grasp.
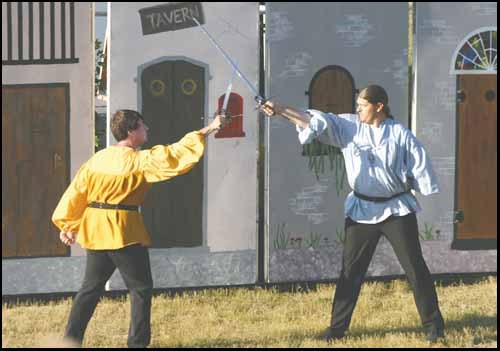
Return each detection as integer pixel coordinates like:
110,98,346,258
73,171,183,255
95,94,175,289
95,39,106,151
95,39,104,95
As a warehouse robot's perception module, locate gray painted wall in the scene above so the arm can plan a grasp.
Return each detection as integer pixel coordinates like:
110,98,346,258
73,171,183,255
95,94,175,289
413,2,497,242
265,2,497,283
411,2,496,272
265,2,411,282
106,2,260,290
2,3,94,295
2,2,496,296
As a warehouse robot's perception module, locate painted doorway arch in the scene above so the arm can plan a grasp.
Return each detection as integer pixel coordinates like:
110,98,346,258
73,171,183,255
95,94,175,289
449,27,496,75
308,65,356,113
452,28,497,250
140,59,205,248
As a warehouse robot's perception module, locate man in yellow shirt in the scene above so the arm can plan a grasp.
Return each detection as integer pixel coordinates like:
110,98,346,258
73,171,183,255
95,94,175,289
52,109,224,348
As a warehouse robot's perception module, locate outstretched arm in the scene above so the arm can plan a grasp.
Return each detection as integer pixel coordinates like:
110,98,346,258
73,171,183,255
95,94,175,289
260,100,357,148
140,114,229,182
260,100,311,129
198,114,226,136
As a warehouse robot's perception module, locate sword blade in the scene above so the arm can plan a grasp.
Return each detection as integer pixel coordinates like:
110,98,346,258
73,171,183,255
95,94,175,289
192,17,262,101
222,67,236,111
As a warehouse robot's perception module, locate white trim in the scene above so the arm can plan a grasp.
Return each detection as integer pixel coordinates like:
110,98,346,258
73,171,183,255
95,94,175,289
449,26,497,75
451,69,497,75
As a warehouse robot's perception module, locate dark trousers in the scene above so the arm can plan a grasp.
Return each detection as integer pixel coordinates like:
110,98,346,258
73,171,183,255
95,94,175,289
330,213,444,334
65,244,153,348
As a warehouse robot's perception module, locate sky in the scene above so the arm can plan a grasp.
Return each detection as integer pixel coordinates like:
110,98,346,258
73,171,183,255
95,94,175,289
95,2,107,44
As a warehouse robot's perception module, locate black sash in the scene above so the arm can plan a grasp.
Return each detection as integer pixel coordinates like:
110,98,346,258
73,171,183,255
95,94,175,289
88,202,139,211
353,191,409,203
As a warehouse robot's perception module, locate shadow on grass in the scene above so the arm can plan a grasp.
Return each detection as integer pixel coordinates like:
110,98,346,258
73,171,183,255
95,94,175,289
334,312,496,346
163,313,497,348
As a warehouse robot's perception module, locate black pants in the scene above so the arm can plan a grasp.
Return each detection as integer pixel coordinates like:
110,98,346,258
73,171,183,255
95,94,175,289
65,244,153,348
330,213,444,334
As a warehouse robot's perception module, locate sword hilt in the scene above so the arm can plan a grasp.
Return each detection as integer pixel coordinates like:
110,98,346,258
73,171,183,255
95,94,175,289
254,95,267,106
216,109,232,127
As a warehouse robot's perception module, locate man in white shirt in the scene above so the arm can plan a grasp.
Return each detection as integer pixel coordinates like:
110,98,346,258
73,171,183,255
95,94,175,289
261,85,445,343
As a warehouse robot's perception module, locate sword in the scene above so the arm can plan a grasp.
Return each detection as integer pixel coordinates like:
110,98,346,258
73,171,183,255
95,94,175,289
192,17,265,106
217,66,236,127
192,16,310,127
221,66,236,113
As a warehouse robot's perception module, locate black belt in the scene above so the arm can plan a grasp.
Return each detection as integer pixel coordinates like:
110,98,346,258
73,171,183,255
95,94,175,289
353,191,409,203
88,202,139,211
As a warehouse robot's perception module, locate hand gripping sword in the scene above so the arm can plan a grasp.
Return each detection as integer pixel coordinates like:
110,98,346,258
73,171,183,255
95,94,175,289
206,70,235,133
192,17,310,127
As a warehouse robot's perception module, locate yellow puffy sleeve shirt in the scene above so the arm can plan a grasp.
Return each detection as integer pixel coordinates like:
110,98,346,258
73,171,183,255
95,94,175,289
52,131,205,250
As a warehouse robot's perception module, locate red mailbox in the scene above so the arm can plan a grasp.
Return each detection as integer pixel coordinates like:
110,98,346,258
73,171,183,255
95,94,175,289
215,92,245,138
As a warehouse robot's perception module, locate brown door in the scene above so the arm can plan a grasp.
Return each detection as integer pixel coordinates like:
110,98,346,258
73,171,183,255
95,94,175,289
309,65,355,114
141,60,204,248
307,66,356,158
456,75,497,242
2,85,69,257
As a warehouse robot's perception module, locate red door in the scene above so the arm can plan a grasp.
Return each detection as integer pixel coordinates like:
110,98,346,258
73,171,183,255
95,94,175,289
215,92,245,138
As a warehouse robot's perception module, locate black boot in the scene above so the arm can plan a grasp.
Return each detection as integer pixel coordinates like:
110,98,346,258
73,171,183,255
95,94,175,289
426,326,445,343
322,327,345,343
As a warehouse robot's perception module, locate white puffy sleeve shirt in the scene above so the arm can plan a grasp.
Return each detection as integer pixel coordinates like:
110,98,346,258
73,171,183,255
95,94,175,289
297,110,440,224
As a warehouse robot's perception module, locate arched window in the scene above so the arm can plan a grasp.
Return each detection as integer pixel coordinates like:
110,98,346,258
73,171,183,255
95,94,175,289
450,27,497,74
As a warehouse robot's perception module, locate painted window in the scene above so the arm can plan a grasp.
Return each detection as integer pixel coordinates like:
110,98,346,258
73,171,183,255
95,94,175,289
2,2,80,65
452,28,496,73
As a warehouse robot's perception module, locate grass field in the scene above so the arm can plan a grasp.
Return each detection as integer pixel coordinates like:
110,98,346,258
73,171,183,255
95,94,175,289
2,276,496,348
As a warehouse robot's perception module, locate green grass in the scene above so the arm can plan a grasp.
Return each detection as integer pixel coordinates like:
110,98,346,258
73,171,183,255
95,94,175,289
2,276,497,348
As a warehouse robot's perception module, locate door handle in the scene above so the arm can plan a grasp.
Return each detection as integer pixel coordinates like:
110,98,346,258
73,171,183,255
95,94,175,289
453,210,464,223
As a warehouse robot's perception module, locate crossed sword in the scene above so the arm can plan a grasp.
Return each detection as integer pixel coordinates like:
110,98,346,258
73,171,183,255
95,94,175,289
192,17,307,127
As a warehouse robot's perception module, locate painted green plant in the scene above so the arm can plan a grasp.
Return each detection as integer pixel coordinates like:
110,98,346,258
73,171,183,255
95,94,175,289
419,222,436,240
335,227,346,245
273,222,290,249
303,141,347,195
304,231,323,248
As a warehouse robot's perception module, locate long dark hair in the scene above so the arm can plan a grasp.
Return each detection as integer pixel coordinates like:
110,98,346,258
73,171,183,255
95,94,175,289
358,85,393,119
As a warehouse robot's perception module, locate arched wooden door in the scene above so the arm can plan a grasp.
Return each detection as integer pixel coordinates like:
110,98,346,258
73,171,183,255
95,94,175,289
309,65,356,114
141,60,205,248
303,65,355,175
